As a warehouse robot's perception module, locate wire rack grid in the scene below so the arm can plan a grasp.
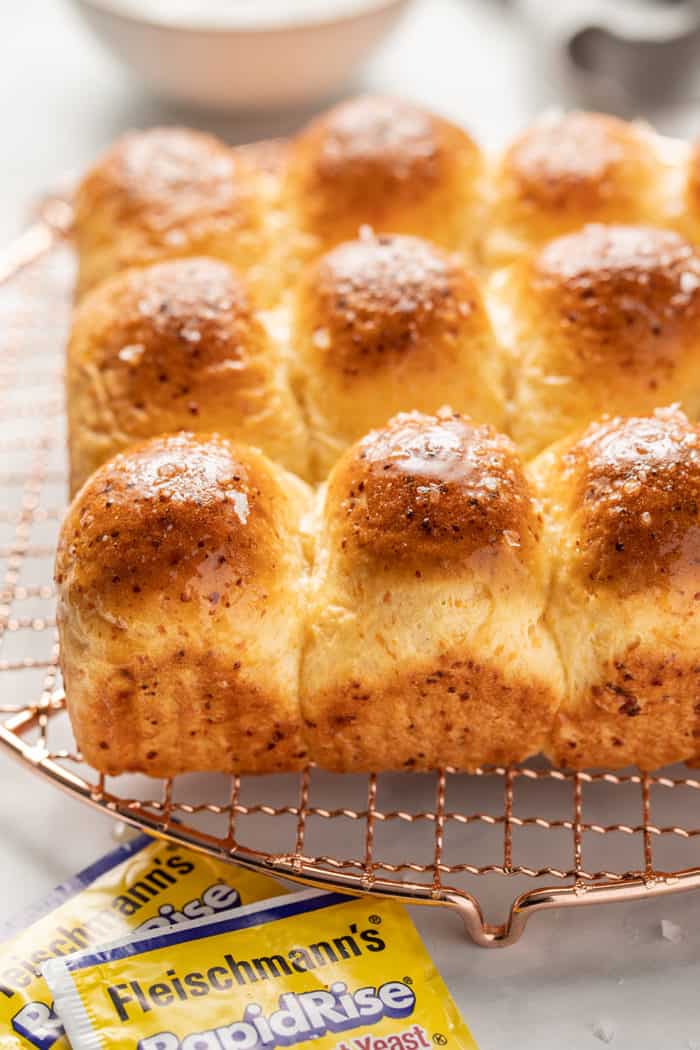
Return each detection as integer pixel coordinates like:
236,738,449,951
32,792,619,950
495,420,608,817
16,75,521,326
1,206,700,948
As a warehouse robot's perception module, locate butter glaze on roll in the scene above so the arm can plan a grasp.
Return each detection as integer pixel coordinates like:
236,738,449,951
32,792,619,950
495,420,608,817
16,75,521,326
55,433,312,777
74,128,271,300
67,257,309,493
283,96,485,271
531,409,700,770
487,112,670,265
293,233,507,480
302,410,562,772
492,224,700,459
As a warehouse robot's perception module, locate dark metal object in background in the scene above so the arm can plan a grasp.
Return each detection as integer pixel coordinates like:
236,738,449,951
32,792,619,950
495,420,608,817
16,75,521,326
518,0,700,114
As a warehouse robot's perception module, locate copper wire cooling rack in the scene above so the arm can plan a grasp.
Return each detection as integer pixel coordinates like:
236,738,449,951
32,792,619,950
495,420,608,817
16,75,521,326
2,207,700,948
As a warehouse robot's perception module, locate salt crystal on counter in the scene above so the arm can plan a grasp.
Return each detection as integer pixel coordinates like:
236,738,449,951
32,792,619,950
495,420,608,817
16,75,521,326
592,1019,616,1044
110,820,134,842
660,918,683,943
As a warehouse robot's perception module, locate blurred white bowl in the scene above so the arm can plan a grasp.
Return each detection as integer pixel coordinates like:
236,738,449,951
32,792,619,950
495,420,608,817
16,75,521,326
69,0,412,111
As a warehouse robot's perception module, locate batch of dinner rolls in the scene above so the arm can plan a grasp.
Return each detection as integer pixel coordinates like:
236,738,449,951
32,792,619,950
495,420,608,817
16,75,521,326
57,96,700,777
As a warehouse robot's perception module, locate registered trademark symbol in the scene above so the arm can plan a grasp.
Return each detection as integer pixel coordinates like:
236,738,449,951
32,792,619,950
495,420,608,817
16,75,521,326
368,914,382,925
432,1034,448,1046
402,976,413,985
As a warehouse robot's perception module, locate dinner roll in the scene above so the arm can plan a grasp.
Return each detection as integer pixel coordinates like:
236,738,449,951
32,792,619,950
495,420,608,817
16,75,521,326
55,433,312,776
302,410,562,771
491,224,700,459
283,96,485,275
487,112,670,265
531,408,700,770
74,128,271,300
66,257,310,493
293,232,507,480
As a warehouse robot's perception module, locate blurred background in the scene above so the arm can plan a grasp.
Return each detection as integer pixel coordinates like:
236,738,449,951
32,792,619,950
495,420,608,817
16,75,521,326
5,0,700,243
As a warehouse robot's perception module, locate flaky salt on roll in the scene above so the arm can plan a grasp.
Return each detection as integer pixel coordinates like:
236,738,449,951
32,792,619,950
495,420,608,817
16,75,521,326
301,410,562,772
283,96,485,274
490,224,700,459
531,409,700,770
486,112,672,266
74,128,272,300
292,232,507,480
66,257,310,493
55,433,312,777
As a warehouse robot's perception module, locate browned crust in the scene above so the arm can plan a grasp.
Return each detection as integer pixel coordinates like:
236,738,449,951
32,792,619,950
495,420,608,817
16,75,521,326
71,256,267,384
502,112,650,213
325,411,539,567
66,648,307,777
286,95,482,245
74,127,266,295
56,433,287,598
528,224,700,370
558,410,700,592
304,650,559,772
68,256,273,488
296,233,484,377
76,127,247,236
548,647,700,770
56,432,309,777
68,255,311,490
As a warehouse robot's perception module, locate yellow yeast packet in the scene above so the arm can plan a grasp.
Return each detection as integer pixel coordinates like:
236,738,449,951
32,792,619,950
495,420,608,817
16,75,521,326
0,833,285,1050
44,888,478,1050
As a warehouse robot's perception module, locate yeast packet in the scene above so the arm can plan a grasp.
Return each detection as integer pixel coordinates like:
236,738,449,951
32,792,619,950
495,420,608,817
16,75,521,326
0,833,285,1050
43,888,479,1050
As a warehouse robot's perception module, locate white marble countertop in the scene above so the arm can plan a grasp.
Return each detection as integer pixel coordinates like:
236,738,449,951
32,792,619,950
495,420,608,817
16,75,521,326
1,2,700,1047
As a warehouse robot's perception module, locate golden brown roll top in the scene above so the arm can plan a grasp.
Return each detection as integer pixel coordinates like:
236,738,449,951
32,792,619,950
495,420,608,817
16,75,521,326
292,232,507,479
322,410,538,569
548,411,700,594
74,127,273,300
531,409,700,769
67,257,310,492
492,224,700,458
283,95,485,270
486,112,672,265
72,107,689,310
301,410,563,771
55,433,312,776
